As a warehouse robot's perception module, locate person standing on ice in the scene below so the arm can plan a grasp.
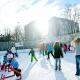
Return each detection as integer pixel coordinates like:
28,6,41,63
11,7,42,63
11,46,18,57
72,38,80,76
47,43,54,59
53,42,63,71
29,48,38,62
63,43,67,54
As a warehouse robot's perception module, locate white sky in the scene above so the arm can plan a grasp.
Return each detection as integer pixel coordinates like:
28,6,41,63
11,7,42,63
0,0,63,34
0,0,80,34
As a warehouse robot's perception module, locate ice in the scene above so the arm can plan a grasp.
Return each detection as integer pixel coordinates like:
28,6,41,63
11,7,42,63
0,49,80,80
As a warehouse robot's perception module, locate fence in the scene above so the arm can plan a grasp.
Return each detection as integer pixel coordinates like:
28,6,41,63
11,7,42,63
0,42,14,51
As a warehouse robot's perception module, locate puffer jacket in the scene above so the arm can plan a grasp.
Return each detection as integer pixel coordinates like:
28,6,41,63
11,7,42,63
54,44,63,58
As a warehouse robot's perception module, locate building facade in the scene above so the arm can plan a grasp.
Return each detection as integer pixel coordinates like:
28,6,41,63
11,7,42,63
24,17,79,48
48,17,79,37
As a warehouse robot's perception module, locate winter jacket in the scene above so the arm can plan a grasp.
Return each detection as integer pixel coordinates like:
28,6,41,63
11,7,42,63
29,49,35,56
9,58,19,69
75,43,80,55
54,44,63,58
47,44,53,52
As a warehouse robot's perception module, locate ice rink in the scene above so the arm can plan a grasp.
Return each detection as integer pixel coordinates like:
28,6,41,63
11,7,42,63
0,49,80,80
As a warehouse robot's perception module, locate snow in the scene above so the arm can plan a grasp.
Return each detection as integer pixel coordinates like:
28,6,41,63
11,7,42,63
0,49,80,80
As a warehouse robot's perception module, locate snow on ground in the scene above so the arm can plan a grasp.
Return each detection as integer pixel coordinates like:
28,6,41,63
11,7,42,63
0,50,80,80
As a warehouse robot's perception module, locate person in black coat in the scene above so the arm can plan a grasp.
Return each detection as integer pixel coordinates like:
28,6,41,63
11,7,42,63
54,42,63,70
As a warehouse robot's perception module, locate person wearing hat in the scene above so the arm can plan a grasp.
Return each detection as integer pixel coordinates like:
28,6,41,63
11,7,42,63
7,54,22,79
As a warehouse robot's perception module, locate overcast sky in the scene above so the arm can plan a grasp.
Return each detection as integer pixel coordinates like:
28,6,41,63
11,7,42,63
0,0,80,34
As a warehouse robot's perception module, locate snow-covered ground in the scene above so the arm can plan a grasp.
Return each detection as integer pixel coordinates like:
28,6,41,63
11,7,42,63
0,50,80,80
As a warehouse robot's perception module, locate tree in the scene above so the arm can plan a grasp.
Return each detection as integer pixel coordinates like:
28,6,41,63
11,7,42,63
13,24,24,42
0,28,12,42
62,3,80,42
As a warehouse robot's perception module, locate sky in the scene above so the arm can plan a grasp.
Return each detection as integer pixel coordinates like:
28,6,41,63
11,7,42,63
0,0,80,34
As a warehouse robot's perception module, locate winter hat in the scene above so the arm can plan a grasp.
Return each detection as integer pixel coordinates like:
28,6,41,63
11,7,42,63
7,54,13,58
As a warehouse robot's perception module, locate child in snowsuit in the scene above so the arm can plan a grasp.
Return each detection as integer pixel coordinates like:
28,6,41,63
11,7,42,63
54,42,63,70
29,48,38,62
7,54,22,79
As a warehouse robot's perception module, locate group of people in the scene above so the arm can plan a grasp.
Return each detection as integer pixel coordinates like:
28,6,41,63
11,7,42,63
29,38,80,76
29,42,63,71
0,37,80,80
1,48,22,80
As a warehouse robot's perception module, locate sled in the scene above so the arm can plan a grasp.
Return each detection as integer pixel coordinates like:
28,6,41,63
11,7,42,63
0,66,21,80
8,66,21,75
0,74,14,80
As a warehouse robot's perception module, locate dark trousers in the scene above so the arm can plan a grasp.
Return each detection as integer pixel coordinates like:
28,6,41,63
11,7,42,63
14,68,21,77
55,58,61,70
76,55,80,75
47,51,54,59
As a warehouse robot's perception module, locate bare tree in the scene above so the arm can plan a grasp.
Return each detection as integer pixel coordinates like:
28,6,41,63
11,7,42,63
13,24,24,42
62,3,80,41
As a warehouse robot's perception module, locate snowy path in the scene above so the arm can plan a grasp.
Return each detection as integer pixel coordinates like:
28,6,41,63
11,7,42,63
0,51,80,80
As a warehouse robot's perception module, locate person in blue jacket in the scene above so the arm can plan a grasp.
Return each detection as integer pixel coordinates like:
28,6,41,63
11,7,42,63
47,43,54,59
7,54,22,79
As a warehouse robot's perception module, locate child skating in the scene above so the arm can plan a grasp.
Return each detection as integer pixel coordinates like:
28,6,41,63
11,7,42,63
29,48,38,62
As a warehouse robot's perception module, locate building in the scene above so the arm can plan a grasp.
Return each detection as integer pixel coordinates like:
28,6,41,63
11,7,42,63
49,17,79,37
24,17,79,48
48,17,79,42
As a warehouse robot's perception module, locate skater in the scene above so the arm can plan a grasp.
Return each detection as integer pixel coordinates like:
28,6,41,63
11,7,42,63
11,46,18,57
39,43,45,56
7,54,22,79
54,42,63,71
44,44,48,56
7,48,13,54
47,43,54,59
29,48,38,62
68,44,71,51
63,43,67,54
72,38,80,76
